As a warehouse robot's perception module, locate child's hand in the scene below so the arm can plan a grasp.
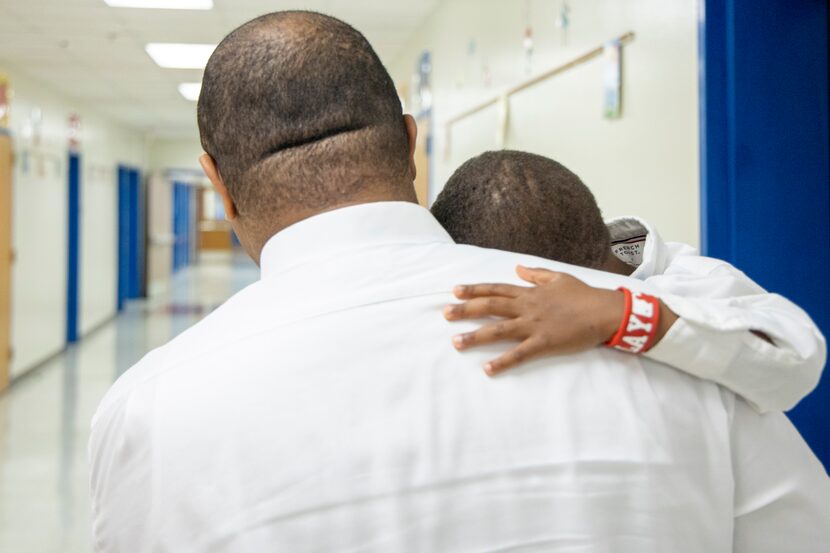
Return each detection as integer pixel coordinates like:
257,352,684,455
444,265,628,376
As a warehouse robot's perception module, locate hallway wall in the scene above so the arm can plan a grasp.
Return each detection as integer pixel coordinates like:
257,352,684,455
80,118,144,337
2,68,146,378
146,173,174,297
145,137,207,296
147,136,203,173
390,0,700,248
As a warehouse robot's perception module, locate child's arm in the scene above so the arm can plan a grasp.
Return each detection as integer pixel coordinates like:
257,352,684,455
641,256,825,412
446,265,825,413
445,266,677,369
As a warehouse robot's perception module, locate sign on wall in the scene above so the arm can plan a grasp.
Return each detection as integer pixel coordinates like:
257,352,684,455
410,51,432,116
68,113,81,151
0,75,10,129
603,40,622,119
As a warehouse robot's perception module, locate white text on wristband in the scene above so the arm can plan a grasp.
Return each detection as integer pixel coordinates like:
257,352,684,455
605,288,661,354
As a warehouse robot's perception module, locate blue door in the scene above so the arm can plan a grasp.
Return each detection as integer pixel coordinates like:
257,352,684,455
117,167,129,310
117,166,143,310
66,152,81,343
700,0,830,464
128,169,143,298
172,182,193,272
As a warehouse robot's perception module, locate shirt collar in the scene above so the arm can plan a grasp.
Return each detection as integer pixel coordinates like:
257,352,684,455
259,201,454,279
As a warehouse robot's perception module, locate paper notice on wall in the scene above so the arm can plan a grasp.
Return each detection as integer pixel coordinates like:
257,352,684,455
0,75,9,129
68,113,81,151
603,40,622,119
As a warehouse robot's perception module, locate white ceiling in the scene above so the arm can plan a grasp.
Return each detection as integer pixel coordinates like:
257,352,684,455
0,0,439,137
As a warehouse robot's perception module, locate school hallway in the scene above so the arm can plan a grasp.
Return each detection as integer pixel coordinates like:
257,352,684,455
0,252,258,553
0,0,829,550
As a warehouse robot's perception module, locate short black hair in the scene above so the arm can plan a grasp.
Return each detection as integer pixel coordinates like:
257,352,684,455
197,11,409,217
431,150,610,268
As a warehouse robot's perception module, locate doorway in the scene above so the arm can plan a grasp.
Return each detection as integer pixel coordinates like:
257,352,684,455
172,181,193,272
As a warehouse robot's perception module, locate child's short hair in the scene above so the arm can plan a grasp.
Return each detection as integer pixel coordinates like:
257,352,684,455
431,150,610,268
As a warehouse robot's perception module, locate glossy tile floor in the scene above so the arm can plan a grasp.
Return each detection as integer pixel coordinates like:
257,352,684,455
0,251,258,553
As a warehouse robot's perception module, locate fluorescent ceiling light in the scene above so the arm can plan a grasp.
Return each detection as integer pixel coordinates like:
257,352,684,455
179,83,202,101
145,43,215,69
104,0,213,9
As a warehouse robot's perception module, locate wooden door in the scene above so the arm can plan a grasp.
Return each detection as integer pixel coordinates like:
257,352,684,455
0,132,12,391
198,188,233,251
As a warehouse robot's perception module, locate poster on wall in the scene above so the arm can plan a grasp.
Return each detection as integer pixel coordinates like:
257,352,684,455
68,113,81,151
556,1,571,46
521,0,534,75
603,40,622,119
410,51,432,116
0,75,10,129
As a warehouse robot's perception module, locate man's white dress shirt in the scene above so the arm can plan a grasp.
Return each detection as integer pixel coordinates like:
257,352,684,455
90,202,830,553
606,217,826,412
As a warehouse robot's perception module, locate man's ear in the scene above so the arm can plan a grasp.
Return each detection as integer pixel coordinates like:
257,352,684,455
403,114,418,180
200,153,238,220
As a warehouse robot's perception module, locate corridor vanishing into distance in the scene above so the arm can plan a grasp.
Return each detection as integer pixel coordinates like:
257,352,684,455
0,252,258,553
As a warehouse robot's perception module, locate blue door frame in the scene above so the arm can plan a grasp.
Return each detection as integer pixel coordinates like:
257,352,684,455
117,166,143,310
66,152,81,343
700,0,830,464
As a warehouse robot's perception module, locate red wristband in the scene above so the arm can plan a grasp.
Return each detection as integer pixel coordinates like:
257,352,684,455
605,287,661,354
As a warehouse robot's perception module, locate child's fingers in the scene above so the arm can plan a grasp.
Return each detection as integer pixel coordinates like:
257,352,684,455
453,283,524,300
443,297,519,321
484,338,545,376
516,265,558,286
452,320,524,350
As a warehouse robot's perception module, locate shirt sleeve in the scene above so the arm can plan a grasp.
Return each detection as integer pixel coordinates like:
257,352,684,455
725,391,830,552
88,388,156,553
643,255,826,413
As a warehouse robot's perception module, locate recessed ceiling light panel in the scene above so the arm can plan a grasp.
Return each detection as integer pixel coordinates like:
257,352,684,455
104,0,213,9
145,43,215,69
178,83,202,101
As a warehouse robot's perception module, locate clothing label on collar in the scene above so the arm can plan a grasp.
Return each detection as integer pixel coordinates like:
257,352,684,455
610,235,646,267
607,217,649,268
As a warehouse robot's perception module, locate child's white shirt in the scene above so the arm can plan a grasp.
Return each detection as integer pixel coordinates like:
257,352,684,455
606,216,826,412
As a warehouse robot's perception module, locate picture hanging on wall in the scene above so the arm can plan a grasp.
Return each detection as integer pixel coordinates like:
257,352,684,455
603,39,622,119
410,51,432,116
0,75,10,129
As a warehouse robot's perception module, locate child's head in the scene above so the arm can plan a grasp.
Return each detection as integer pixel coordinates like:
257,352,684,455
431,150,610,269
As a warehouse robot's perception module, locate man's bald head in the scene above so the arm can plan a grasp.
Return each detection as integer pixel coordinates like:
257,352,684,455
198,11,411,223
